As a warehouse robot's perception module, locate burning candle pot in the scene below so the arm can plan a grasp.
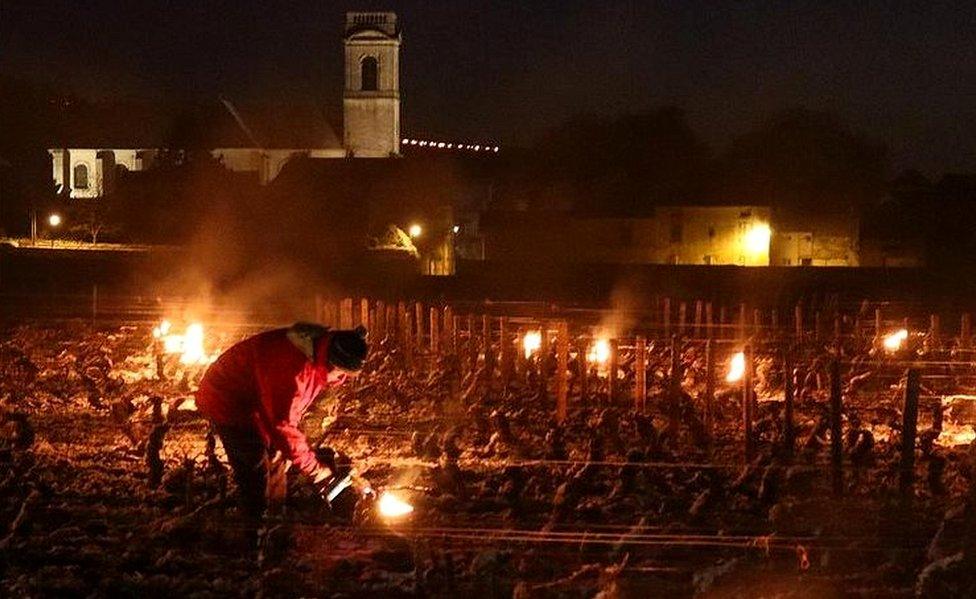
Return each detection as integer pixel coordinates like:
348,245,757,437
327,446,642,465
377,492,414,519
882,329,909,353
314,449,416,524
522,330,542,360
152,319,220,366
726,351,745,383
331,481,416,524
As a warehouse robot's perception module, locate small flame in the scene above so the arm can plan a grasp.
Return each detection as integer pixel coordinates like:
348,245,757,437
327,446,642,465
882,329,909,352
152,319,172,339
522,331,542,359
586,338,611,365
378,492,414,518
153,320,217,365
726,351,745,383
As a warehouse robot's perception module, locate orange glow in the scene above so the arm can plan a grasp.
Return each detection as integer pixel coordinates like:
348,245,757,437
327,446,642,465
726,351,745,383
522,331,542,359
378,492,414,518
586,338,611,364
743,223,771,254
153,320,218,365
882,329,908,352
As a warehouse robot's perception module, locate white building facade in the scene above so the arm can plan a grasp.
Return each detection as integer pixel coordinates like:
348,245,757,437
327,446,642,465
49,12,401,198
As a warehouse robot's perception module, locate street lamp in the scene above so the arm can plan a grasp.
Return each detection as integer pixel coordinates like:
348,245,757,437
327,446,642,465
408,223,423,238
48,213,62,247
743,223,771,255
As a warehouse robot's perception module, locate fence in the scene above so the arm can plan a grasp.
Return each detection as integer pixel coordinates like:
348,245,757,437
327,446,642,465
8,289,975,503
308,293,976,500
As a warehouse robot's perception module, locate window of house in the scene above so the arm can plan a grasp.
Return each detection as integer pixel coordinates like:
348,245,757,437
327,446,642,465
73,163,89,189
703,255,712,265
801,258,812,266
361,56,378,91
670,221,683,243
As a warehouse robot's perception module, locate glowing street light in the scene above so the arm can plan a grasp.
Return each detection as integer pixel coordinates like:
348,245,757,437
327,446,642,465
48,213,62,227
452,225,460,234
408,224,423,238
522,330,542,359
726,351,745,383
743,223,771,255
882,329,908,352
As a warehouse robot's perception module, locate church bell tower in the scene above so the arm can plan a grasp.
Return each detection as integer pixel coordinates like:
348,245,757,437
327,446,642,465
343,12,401,157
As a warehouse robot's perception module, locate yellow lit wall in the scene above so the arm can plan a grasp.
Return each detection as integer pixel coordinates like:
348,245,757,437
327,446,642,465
654,206,772,266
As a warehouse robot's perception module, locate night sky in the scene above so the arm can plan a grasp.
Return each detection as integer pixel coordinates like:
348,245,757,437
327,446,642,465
2,0,974,174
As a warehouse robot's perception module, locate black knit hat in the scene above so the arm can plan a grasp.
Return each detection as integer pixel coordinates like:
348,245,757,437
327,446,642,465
328,326,368,371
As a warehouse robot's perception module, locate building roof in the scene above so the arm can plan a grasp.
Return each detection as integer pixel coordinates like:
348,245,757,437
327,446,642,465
345,12,399,37
48,99,342,150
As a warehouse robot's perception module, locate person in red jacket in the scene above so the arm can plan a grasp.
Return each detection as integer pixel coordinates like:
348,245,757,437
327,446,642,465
196,323,368,524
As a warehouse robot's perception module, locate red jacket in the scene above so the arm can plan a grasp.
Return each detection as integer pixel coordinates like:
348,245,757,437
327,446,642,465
196,324,335,478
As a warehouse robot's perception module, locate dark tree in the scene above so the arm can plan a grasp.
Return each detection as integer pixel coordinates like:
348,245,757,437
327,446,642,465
501,107,710,214
711,108,888,220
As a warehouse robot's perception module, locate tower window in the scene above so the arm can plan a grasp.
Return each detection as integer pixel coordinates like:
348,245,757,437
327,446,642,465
361,56,378,91
73,163,89,189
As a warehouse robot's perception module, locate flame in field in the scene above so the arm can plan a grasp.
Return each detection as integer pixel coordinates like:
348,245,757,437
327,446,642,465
726,351,745,383
522,331,542,359
152,319,172,339
882,329,908,352
153,319,218,365
586,338,611,365
378,492,414,518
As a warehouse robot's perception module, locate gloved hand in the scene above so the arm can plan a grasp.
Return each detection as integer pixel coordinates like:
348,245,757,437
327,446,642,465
319,472,355,507
311,447,361,519
311,463,334,487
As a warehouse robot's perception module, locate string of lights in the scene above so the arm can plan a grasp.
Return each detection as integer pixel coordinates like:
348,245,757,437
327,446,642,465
401,137,500,152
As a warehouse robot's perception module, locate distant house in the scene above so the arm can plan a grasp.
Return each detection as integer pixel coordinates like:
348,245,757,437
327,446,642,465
265,155,495,275
49,12,402,198
482,205,860,267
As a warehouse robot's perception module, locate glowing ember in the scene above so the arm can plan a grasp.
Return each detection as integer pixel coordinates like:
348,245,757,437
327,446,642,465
522,331,542,359
378,492,414,518
586,338,611,364
726,351,745,383
882,329,908,352
153,320,217,365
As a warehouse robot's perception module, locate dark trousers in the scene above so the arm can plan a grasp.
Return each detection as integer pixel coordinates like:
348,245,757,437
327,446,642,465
214,425,288,522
